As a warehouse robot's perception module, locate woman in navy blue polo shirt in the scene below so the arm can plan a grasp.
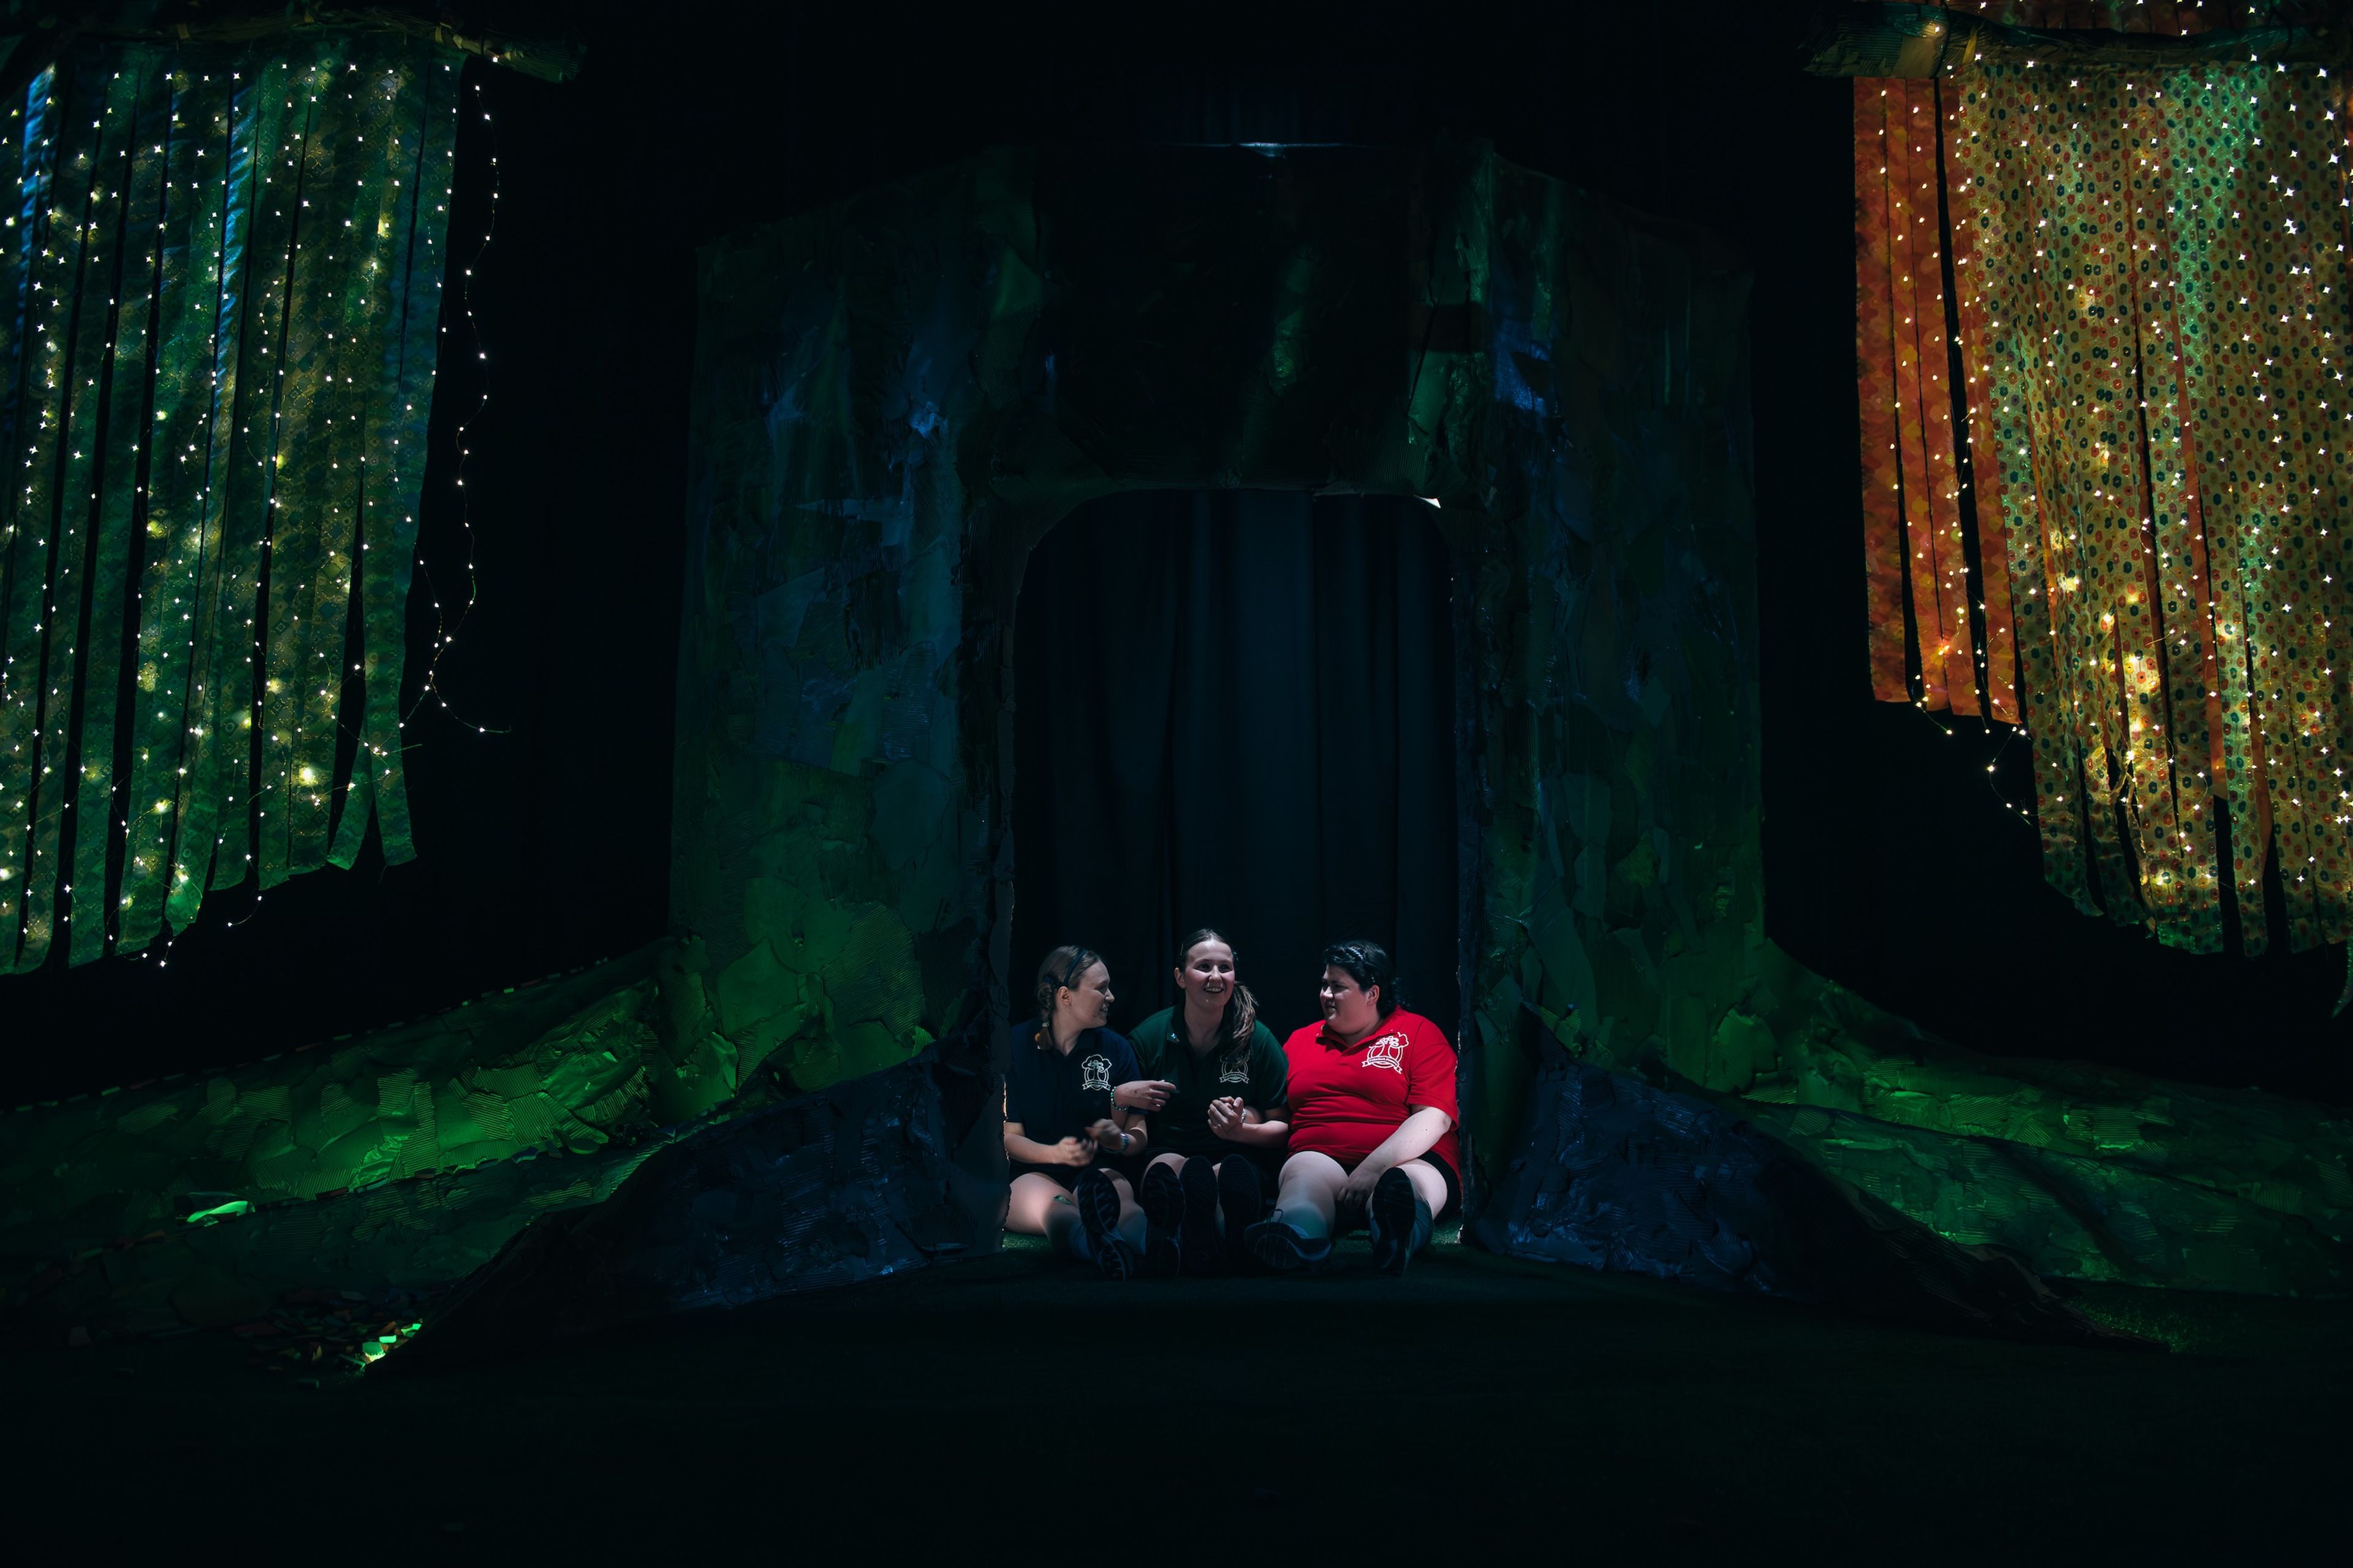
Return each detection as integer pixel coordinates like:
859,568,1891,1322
1003,944,1155,1279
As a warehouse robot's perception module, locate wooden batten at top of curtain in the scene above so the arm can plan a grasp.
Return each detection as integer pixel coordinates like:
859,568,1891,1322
1851,38,2353,956
0,34,463,972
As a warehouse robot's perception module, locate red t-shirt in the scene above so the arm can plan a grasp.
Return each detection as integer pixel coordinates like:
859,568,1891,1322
1281,1009,1461,1176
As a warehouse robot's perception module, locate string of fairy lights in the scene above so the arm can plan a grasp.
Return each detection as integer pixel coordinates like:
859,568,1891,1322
408,74,504,739
0,39,475,973
1858,4,2353,955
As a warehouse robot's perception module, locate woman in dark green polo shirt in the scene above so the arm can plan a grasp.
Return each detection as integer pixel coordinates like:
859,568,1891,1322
1126,928,1290,1275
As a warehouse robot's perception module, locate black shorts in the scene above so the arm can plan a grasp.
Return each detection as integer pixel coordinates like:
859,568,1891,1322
1009,1160,1079,1190
1328,1148,1460,1223
1010,1160,1137,1191
1412,1149,1463,1223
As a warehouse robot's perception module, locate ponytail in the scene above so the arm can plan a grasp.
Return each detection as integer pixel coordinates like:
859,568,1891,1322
1032,945,1100,1050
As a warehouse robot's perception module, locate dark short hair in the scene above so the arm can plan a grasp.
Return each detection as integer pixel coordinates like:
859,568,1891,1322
1321,939,1399,1018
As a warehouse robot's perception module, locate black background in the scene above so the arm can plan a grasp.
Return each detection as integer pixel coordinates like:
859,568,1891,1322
1012,491,1458,1044
8,0,2349,1107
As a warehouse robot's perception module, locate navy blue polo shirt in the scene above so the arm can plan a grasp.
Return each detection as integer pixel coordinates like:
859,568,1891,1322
1003,1019,1143,1148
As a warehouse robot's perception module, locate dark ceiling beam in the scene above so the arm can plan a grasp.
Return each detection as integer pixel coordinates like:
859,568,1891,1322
0,3,584,86
1803,2,2353,78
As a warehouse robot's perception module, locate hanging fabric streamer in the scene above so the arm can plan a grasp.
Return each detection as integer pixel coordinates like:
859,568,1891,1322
0,33,460,971
1849,2,2353,955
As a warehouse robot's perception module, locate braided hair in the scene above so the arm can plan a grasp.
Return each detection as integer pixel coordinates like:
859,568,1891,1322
1175,927,1259,1048
1322,939,1400,1019
1031,944,1102,1050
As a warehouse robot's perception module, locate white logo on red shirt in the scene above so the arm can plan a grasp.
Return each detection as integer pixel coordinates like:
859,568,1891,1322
1361,1032,1408,1074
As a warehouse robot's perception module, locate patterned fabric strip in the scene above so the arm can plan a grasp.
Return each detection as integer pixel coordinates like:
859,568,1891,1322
0,72,56,949
17,65,142,971
2130,77,2223,952
117,62,232,953
1888,88,1951,708
1857,82,1910,703
1941,85,2021,724
1947,64,2096,910
351,52,460,869
69,63,172,966
1909,79,1981,716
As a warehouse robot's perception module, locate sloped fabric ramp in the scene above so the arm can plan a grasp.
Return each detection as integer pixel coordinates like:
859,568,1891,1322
384,1052,994,1369
1474,1041,2156,1348
0,33,460,970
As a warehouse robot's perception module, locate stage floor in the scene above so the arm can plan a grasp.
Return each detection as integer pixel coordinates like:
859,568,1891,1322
4,1240,2344,1558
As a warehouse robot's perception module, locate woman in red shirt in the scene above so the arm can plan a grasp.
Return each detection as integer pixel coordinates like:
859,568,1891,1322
1245,940,1460,1275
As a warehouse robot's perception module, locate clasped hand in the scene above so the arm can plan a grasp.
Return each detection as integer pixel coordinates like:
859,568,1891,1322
1048,1123,1121,1167
1205,1096,1251,1141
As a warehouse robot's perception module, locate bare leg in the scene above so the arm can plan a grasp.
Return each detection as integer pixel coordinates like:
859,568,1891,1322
1007,1169,1146,1257
1008,1172,1083,1255
1268,1151,1347,1241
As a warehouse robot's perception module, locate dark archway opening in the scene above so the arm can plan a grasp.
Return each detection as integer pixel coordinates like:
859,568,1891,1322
1011,490,1461,1053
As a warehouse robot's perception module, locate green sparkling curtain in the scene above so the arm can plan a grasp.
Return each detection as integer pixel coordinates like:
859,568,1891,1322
0,34,460,971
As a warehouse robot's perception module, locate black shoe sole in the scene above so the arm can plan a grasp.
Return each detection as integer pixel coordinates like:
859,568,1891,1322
1177,1159,1221,1274
1217,1159,1264,1267
1139,1164,1185,1278
1245,1221,1331,1274
1368,1168,1424,1276
1074,1168,1132,1279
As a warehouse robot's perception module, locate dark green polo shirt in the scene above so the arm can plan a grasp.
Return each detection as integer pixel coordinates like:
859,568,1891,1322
1127,1007,1289,1167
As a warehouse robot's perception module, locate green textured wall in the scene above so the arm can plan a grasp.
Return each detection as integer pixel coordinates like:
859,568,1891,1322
668,141,1771,1164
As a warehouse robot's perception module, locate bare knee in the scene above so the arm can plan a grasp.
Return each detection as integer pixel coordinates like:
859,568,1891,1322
1006,1173,1070,1235
1277,1151,1346,1192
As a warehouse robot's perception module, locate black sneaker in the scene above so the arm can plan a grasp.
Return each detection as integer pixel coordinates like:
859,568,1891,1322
1216,1157,1264,1269
1074,1168,1140,1281
1176,1157,1221,1275
1139,1162,1185,1278
1368,1167,1433,1276
1244,1218,1333,1274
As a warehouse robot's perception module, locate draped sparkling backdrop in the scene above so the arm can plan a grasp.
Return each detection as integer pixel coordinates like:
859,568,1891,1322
0,35,459,971
1855,23,2353,955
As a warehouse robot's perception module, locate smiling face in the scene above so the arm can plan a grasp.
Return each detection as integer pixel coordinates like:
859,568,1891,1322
1175,937,1237,1012
1319,964,1382,1041
1057,960,1115,1033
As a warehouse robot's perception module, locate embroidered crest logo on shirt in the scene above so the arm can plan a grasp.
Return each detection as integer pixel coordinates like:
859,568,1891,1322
1218,1051,1251,1085
1080,1055,1112,1093
1361,1032,1408,1074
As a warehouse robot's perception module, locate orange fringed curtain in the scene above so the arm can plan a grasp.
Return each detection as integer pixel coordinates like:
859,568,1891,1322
1855,27,2353,953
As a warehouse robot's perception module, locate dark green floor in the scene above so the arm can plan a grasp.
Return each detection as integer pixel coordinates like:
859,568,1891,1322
5,1238,2345,1560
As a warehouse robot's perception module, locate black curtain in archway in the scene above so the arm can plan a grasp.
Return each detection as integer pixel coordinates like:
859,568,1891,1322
1012,490,1459,1047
